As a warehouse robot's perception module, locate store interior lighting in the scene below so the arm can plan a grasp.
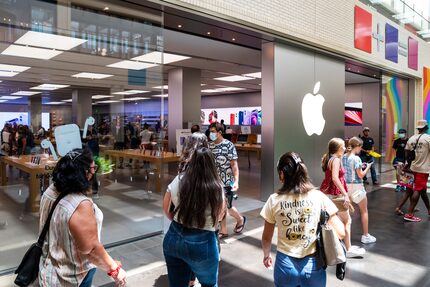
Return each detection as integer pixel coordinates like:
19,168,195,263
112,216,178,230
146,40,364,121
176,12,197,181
107,60,158,70
152,85,168,90
131,51,190,64
30,84,70,90
92,95,114,99
15,31,87,50
0,64,30,72
214,75,253,82
11,91,40,96
62,99,73,102
120,97,149,101
152,94,168,98
45,101,65,105
2,45,63,60
96,100,120,104
243,72,261,78
0,96,21,100
71,72,113,79
113,90,150,95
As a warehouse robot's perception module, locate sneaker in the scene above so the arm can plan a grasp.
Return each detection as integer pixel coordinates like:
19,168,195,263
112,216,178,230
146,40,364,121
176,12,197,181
373,181,379,185
346,247,366,258
395,185,401,192
404,214,421,222
361,234,376,244
363,180,370,185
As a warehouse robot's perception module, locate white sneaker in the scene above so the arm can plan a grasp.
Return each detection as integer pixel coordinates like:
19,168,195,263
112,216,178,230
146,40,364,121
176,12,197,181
346,247,366,258
361,234,376,244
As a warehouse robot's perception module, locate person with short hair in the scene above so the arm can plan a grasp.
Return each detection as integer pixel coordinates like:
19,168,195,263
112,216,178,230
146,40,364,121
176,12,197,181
403,120,430,222
190,124,200,134
359,127,378,185
39,148,126,287
209,122,246,238
140,123,153,149
261,152,345,287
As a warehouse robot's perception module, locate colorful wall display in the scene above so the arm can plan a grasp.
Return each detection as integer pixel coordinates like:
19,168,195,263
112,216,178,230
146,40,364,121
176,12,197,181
354,6,372,53
385,78,403,162
201,107,261,126
385,23,398,63
424,67,430,124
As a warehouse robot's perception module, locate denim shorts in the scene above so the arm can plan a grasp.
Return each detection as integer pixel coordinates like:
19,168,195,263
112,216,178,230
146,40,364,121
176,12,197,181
274,251,326,287
163,221,219,287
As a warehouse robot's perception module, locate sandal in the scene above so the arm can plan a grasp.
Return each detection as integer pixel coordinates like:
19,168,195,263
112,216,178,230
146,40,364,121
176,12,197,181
234,216,247,234
395,208,404,215
219,233,229,239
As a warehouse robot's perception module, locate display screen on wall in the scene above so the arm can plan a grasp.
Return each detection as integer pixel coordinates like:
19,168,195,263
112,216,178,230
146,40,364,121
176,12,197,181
201,107,261,126
345,103,363,126
0,112,50,130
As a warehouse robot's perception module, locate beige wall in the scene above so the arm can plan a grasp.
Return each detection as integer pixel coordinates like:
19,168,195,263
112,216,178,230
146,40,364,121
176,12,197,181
159,0,429,124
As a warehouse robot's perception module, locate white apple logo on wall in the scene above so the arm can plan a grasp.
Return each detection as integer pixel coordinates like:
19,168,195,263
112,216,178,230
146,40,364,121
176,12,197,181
301,81,325,136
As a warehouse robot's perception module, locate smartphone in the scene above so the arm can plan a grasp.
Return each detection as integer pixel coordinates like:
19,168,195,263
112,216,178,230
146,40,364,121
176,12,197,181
243,111,251,125
238,111,244,125
251,110,258,126
230,113,235,125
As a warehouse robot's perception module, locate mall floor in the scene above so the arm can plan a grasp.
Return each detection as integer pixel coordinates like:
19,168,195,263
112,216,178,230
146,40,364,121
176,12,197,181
1,153,430,286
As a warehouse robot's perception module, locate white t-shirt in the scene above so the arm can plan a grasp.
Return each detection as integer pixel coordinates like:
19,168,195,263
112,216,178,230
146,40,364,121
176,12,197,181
405,133,430,173
1,131,10,143
140,129,153,144
167,175,223,231
260,189,337,258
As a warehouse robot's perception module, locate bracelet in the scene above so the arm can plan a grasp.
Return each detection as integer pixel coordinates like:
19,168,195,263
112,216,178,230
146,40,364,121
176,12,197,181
107,260,122,278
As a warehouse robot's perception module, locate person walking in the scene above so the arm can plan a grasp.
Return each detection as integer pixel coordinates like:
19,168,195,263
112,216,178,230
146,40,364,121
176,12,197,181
320,138,365,258
39,148,126,287
359,127,378,185
343,137,377,244
403,120,430,222
261,152,345,287
163,147,225,287
208,123,246,238
393,129,408,192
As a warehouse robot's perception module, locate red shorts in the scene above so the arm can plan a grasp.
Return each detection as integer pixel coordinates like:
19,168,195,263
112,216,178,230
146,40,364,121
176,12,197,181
413,172,429,191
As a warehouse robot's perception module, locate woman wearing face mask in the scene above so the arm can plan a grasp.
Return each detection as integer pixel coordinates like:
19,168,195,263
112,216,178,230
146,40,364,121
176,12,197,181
39,148,127,287
321,138,365,258
392,129,408,193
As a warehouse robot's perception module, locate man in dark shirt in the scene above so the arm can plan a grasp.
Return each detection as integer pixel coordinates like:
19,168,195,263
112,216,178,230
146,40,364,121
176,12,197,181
360,127,378,184
393,129,408,192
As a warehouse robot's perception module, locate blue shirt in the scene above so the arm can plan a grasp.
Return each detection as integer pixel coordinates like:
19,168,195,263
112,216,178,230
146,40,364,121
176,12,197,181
342,154,363,184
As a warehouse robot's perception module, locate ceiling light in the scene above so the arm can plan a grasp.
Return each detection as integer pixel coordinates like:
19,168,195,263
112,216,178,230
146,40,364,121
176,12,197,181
103,6,110,11
11,91,40,96
121,97,149,101
92,95,113,99
0,64,30,73
96,100,120,104
31,84,70,90
107,60,158,70
15,31,87,50
131,51,190,64
1,45,63,60
232,38,236,41
201,89,220,93
0,100,7,103
0,96,21,99
113,90,150,95
62,99,73,102
72,72,113,79
153,85,168,90
177,24,182,28
214,75,253,82
0,71,18,77
207,32,211,35
217,87,246,92
152,94,168,98
45,102,65,105
243,72,261,78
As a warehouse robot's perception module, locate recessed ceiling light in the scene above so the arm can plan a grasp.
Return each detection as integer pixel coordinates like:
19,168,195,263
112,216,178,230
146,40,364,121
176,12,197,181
0,71,19,77
214,75,252,82
107,60,158,70
131,51,190,64
178,24,182,28
243,72,261,78
103,6,110,11
92,95,114,99
0,96,21,99
232,38,236,41
113,90,150,95
207,32,211,35
1,44,63,60
15,31,87,50
217,87,246,92
153,85,168,90
45,101,65,105
120,97,149,101
71,72,113,79
11,91,40,96
96,100,121,104
0,64,30,73
62,99,73,102
152,94,168,98
31,84,70,90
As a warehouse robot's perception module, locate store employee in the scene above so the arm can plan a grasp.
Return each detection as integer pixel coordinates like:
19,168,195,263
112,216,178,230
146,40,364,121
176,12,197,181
360,127,378,185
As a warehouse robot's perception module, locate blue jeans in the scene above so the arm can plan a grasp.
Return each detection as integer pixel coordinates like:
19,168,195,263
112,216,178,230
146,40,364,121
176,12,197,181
79,268,96,287
163,221,219,287
360,155,377,183
274,252,326,287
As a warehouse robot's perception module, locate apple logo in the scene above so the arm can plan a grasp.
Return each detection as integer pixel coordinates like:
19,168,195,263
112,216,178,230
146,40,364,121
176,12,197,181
301,81,325,136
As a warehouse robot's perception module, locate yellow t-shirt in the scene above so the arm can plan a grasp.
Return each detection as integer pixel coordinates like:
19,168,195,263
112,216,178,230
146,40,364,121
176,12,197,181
260,189,337,258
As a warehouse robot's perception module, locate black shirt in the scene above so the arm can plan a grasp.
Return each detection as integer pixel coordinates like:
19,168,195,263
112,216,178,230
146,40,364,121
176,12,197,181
360,136,374,157
392,138,408,159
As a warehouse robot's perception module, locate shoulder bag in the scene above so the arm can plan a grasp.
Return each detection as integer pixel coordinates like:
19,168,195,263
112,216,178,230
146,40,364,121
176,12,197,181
406,134,424,165
14,193,65,287
316,210,347,280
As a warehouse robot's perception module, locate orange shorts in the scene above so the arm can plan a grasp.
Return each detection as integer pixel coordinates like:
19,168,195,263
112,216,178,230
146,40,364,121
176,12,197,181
413,172,429,191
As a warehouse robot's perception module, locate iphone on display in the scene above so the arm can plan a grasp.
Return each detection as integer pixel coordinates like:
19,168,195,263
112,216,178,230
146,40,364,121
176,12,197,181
243,110,251,125
238,111,244,125
251,110,258,126
230,113,235,125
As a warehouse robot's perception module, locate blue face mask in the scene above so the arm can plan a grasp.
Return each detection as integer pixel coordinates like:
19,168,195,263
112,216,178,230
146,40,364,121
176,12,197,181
209,132,218,141
399,133,406,139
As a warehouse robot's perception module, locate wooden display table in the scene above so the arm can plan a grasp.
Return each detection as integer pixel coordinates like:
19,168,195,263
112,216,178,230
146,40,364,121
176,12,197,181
235,144,261,167
103,149,180,193
0,155,57,212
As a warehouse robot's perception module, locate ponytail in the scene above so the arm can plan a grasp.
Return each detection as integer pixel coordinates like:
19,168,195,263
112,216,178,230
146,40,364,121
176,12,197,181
321,153,330,172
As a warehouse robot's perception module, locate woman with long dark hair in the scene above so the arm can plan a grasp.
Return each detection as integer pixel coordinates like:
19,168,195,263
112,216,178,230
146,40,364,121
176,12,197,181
261,152,344,287
163,147,225,287
39,148,126,287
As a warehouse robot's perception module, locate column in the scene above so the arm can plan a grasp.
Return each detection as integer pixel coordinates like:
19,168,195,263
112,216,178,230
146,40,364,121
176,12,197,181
57,0,71,33
28,96,42,132
261,42,345,201
72,89,92,128
167,68,201,150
